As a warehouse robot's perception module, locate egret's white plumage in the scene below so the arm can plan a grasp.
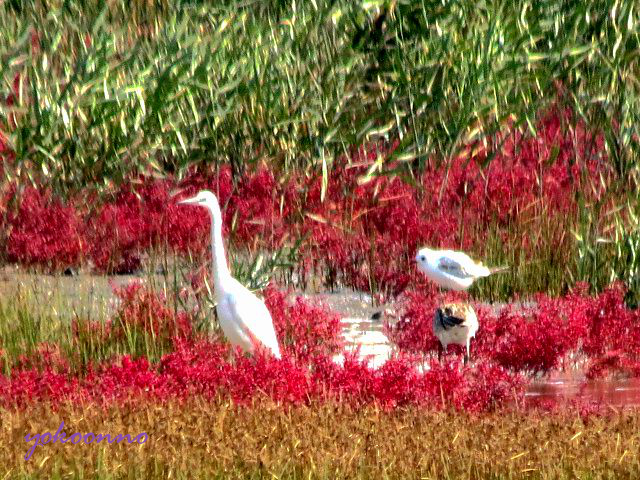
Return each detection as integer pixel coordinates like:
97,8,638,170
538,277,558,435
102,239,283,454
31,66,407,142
179,191,281,358
415,247,507,291
433,303,478,364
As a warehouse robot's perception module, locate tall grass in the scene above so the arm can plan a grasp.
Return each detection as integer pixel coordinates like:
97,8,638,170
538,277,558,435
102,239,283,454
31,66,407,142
2,400,640,479
0,274,194,374
1,0,637,191
574,200,640,306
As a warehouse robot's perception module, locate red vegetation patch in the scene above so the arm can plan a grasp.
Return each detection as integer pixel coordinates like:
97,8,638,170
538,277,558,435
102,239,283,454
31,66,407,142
0,281,526,412
3,282,639,412
6,187,85,270
387,284,640,379
0,344,524,412
265,286,343,361
0,107,609,296
475,297,582,374
110,281,193,343
88,193,145,273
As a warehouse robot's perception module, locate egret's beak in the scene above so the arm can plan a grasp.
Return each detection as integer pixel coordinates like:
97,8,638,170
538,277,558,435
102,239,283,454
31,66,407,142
178,196,200,205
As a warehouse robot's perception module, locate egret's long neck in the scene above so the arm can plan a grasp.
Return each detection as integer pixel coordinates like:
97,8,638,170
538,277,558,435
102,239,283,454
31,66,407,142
208,201,232,294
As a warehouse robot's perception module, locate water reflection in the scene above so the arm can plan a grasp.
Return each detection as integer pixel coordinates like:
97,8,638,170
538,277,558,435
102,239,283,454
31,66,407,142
526,372,640,405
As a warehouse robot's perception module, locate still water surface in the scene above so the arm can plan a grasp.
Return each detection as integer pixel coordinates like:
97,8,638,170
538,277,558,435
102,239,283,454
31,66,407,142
526,373,640,406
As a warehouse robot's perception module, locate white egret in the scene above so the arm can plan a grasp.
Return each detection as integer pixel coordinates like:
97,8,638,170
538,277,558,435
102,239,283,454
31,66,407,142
415,247,508,291
179,190,281,358
433,303,478,364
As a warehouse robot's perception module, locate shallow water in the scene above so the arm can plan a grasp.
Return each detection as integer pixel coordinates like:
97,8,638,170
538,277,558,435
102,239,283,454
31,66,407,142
526,372,640,406
0,267,152,321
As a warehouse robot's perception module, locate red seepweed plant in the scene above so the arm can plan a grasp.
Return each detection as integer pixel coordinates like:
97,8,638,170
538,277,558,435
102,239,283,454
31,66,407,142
0,107,612,302
264,285,343,361
0,280,527,412
388,283,640,380
6,187,86,271
2,281,639,413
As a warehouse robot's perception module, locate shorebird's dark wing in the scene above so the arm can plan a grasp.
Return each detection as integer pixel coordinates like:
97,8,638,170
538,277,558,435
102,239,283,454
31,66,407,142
436,308,465,330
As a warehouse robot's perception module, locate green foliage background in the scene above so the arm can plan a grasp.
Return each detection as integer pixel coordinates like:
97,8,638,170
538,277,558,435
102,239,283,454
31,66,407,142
1,0,637,190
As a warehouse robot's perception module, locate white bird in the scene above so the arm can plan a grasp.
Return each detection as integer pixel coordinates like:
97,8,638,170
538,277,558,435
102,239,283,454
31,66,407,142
178,190,281,358
415,247,508,291
433,303,478,364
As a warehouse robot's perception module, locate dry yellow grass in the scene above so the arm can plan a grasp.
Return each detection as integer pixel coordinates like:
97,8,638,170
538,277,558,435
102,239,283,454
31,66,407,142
1,399,639,479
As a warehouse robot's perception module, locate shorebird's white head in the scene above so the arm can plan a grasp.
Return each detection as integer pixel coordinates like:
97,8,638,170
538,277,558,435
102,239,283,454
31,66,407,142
415,247,432,274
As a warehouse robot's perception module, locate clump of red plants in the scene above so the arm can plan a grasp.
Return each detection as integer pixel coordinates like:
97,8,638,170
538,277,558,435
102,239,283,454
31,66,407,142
2,280,639,412
5,186,86,271
109,281,194,343
67,280,195,361
0,281,525,412
0,347,525,412
0,107,612,300
387,283,640,379
264,285,344,361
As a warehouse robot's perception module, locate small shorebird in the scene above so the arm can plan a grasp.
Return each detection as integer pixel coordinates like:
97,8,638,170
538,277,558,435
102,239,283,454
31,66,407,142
433,303,478,364
415,247,508,291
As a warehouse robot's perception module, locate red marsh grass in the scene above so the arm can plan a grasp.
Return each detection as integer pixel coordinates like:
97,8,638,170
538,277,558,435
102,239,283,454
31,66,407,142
1,399,639,479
